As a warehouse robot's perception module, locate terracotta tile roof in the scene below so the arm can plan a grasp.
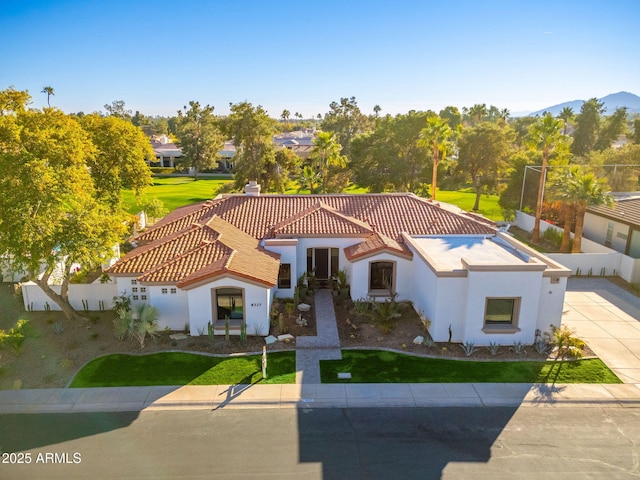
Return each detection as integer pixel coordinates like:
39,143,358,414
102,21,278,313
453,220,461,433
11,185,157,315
112,193,495,287
271,202,375,237
138,193,496,242
108,216,280,288
344,232,411,260
108,225,220,275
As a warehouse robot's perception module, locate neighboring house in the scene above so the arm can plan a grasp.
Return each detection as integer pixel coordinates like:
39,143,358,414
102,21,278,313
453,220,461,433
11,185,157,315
584,192,640,259
148,132,316,171
150,135,182,168
105,187,570,344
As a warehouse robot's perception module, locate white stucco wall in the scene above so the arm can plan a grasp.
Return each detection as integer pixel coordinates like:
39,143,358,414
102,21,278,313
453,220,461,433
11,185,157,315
583,212,630,254
263,239,297,299
186,277,271,336
349,253,413,302
462,269,542,345
147,286,189,331
536,276,567,334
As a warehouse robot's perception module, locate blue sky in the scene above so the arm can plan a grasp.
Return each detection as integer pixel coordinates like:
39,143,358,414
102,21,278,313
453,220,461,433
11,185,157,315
1,0,638,117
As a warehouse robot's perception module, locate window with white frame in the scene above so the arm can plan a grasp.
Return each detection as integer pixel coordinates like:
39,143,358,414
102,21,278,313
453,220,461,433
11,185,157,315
131,279,137,285
170,288,177,294
161,288,168,294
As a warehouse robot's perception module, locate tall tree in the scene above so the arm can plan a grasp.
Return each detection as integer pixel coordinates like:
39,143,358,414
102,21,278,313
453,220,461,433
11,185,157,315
321,96,371,158
175,101,224,181
456,122,515,211
373,105,382,118
0,86,31,115
226,101,277,190
281,109,290,133
311,131,347,193
0,105,126,320
439,106,462,132
558,107,575,135
418,115,453,201
527,113,566,243
350,111,431,193
631,118,640,144
41,86,54,107
571,98,605,157
103,100,132,120
80,113,155,208
465,103,488,126
595,107,628,151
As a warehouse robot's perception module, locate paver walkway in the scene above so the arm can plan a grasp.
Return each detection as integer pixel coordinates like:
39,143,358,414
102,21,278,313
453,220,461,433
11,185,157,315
563,278,640,383
295,290,342,384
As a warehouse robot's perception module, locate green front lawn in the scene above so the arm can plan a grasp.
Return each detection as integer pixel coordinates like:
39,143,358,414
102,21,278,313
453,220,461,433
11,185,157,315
435,188,502,221
122,176,233,214
320,350,621,384
69,351,296,387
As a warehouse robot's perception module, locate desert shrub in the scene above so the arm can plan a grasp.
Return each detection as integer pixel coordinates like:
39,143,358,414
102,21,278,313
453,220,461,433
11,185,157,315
0,319,30,354
113,303,160,348
551,325,585,359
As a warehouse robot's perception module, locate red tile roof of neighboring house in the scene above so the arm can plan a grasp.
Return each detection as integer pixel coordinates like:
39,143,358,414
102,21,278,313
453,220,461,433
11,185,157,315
111,193,495,287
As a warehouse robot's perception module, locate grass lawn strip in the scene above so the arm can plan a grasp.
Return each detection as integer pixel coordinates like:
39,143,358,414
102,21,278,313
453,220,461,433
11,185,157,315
69,351,296,387
320,350,621,384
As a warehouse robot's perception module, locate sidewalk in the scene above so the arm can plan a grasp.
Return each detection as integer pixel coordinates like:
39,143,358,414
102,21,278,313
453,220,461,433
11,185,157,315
295,289,342,384
1,383,639,414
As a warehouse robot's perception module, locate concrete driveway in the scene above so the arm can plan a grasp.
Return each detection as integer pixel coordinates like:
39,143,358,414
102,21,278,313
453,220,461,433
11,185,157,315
563,278,640,383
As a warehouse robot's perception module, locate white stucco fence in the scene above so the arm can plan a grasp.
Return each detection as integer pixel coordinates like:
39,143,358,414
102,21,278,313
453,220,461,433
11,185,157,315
21,281,118,312
515,211,640,283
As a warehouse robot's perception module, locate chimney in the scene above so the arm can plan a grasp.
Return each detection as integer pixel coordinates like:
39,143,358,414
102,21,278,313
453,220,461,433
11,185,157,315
244,180,261,196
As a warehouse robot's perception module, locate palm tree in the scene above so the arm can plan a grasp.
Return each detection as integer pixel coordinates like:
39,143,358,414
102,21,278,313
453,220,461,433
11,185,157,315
373,105,382,118
467,103,487,126
558,107,574,135
298,165,321,193
41,86,54,107
418,116,453,201
281,109,290,133
311,131,345,193
557,168,612,253
499,108,510,123
527,113,565,243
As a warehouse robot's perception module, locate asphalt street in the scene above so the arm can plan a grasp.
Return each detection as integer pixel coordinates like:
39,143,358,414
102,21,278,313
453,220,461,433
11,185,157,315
2,406,639,479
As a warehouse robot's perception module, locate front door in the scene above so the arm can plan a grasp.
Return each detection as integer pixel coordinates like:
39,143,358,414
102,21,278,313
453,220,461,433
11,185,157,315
315,248,329,280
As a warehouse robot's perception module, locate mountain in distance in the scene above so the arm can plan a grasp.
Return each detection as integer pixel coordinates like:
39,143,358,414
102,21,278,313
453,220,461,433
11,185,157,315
528,91,640,117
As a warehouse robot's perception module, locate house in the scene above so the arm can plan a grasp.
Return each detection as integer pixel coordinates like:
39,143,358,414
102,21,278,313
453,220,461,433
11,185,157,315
583,192,640,259
150,135,183,168
106,187,570,344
